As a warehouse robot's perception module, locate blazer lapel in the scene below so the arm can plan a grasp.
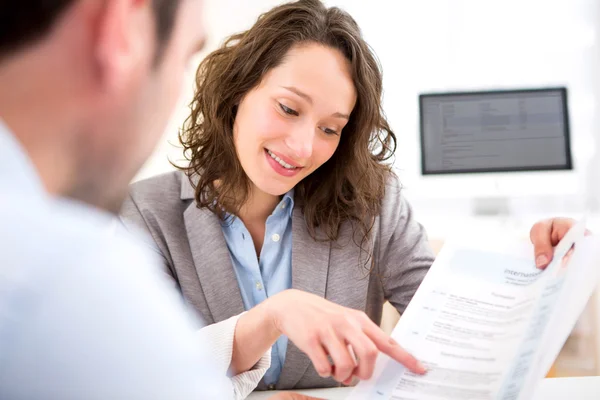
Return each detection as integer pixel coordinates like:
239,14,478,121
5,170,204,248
277,206,331,389
183,203,245,324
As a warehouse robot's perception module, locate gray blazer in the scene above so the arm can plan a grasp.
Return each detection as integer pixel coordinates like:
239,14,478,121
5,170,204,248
121,171,434,391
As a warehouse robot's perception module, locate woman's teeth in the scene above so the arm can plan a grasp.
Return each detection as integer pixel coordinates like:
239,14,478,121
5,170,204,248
267,150,297,169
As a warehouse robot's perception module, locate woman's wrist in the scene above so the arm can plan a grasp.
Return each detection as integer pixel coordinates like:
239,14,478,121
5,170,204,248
259,290,288,337
231,298,282,375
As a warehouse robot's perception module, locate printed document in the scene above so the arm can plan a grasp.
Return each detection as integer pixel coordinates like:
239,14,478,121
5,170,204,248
349,222,599,400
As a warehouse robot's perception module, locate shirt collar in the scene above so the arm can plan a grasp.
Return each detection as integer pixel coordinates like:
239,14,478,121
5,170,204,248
281,188,295,218
0,119,45,196
222,188,295,229
180,173,295,212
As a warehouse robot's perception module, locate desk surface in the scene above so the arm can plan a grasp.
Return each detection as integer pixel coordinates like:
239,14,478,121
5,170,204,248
247,376,600,400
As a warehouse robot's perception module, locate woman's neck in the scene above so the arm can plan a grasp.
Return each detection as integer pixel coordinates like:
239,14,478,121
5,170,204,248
238,185,280,224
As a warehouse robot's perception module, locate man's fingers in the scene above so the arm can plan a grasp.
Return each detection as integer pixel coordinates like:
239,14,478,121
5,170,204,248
530,219,555,268
269,393,325,400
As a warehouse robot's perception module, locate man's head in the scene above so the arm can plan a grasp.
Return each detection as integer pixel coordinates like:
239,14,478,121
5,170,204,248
0,0,205,212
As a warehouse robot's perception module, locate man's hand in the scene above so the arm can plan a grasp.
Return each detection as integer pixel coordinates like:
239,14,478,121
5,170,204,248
530,217,591,269
263,289,426,385
269,393,324,400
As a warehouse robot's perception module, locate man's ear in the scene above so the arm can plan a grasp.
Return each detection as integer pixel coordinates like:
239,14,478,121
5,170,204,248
93,0,154,92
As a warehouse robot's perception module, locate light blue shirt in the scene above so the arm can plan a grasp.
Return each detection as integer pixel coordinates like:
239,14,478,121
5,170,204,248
222,192,294,385
0,121,231,399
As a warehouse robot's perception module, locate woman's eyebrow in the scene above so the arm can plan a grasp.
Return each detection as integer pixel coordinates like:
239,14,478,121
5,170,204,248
282,86,350,120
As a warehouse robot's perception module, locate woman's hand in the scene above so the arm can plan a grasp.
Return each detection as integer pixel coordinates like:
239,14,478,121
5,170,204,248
263,289,426,385
530,217,592,268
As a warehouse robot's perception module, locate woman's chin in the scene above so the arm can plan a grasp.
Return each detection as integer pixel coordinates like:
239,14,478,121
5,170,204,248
254,180,296,197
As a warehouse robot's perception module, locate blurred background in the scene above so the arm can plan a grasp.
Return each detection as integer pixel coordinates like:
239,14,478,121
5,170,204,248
135,0,600,378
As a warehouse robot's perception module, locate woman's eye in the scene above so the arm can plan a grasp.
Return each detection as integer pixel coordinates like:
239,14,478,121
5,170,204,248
321,127,339,136
279,103,299,116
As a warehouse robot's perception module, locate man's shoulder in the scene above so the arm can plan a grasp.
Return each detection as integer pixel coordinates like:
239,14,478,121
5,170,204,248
0,196,226,400
0,195,155,277
0,194,168,334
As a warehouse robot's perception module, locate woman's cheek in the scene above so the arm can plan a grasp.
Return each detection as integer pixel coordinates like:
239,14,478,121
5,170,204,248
256,109,291,141
312,139,339,168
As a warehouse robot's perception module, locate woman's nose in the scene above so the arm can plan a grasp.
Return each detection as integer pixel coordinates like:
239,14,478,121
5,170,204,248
284,126,314,160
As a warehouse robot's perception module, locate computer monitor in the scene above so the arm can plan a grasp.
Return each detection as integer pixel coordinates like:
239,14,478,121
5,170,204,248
420,87,572,175
417,87,574,215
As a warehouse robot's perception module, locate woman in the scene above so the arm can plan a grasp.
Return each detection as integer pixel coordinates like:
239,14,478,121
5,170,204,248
121,0,575,391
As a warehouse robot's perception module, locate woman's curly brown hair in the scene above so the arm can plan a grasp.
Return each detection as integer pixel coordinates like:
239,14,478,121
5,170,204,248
178,0,396,245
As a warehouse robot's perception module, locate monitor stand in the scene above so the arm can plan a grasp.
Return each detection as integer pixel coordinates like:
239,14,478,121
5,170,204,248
471,178,511,216
471,196,511,216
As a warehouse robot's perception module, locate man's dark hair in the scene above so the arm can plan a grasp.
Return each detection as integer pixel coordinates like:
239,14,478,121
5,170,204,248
0,0,181,61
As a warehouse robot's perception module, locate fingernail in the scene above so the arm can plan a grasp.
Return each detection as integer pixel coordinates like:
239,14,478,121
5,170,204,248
536,255,549,268
416,361,427,374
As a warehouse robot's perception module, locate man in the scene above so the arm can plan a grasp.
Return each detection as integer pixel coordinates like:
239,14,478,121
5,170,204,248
0,1,578,399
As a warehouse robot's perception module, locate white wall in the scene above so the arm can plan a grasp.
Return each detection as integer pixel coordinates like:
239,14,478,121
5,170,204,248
136,0,600,214
590,0,600,213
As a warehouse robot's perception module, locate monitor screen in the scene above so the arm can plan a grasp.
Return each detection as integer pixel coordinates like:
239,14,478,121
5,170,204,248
419,87,572,175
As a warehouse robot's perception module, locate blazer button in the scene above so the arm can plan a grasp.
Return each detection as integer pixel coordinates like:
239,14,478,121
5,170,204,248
267,384,276,390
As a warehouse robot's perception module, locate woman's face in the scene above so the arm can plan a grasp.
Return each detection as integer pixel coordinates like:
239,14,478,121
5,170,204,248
233,43,357,197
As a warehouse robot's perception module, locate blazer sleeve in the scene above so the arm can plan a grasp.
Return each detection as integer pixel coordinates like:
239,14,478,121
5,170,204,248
120,193,176,282
120,194,271,398
377,177,435,314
